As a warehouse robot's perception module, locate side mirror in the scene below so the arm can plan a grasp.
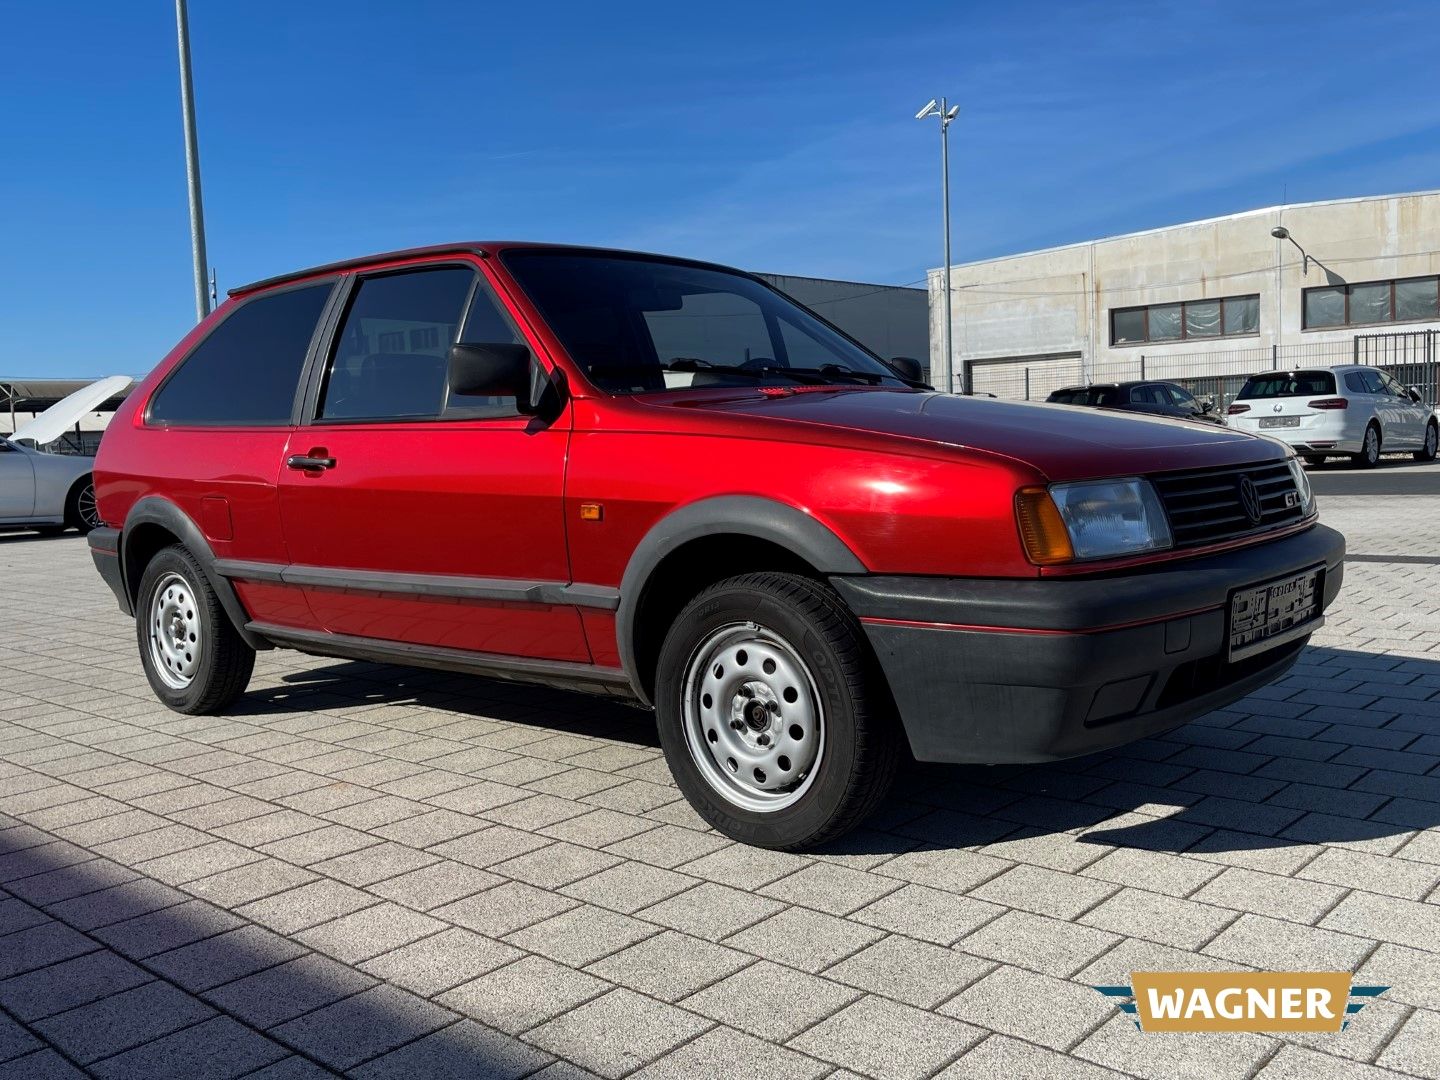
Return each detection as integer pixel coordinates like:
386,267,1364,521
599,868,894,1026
447,343,562,416
1409,386,1423,403
885,356,924,383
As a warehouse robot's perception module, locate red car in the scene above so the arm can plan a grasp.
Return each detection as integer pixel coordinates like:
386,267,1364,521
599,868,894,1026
89,243,1343,848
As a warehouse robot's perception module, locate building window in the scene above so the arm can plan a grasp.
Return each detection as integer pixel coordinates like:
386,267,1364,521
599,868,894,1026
1302,275,1440,329
1110,295,1259,345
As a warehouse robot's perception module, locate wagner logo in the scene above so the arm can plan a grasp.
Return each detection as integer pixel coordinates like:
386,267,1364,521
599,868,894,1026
1091,973,1389,1033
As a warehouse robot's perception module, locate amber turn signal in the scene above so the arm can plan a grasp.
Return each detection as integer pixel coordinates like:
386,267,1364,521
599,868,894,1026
1015,487,1074,565
579,503,604,522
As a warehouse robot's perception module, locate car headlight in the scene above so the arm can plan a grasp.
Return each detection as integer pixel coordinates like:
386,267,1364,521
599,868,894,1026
1285,456,1315,515
1016,478,1173,565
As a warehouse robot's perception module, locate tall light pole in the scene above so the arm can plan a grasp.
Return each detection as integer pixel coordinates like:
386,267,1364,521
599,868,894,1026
916,98,961,392
175,0,210,321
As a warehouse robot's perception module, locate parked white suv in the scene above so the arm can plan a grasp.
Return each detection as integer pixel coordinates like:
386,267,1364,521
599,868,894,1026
1226,365,1437,468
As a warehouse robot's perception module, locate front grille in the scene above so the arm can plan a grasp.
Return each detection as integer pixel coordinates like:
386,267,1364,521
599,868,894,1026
1150,460,1303,548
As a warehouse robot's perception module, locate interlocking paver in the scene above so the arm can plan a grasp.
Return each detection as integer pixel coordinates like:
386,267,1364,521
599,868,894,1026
789,994,983,1080
438,955,609,1035
584,929,750,1002
349,1019,552,1080
203,952,376,1029
940,964,1114,1052
525,988,712,1079
87,1015,288,1080
825,933,991,1008
722,904,884,972
270,983,457,1071
360,926,522,996
33,980,215,1064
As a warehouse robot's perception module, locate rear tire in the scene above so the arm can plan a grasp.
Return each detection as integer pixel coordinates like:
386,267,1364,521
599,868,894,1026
1354,424,1381,469
136,545,254,714
1415,421,1438,462
654,572,899,850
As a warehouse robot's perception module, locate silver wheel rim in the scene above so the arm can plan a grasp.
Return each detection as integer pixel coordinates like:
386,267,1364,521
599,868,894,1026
681,621,824,813
1366,428,1379,461
77,483,100,530
148,572,201,689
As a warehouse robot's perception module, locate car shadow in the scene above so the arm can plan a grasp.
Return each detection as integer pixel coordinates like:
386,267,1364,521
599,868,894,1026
0,529,78,544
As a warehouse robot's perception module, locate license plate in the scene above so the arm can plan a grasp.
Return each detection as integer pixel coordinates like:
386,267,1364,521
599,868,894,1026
1259,416,1301,429
1228,567,1322,661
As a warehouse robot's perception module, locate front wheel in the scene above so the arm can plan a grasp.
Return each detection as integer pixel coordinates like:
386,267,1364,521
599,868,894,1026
1353,424,1381,469
136,545,255,714
65,477,101,534
654,572,899,850
1415,422,1438,462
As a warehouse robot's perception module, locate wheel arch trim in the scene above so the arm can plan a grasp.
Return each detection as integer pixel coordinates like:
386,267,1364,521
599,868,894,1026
121,496,270,650
615,495,867,706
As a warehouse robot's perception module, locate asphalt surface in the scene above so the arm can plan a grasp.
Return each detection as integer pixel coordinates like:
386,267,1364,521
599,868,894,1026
1306,458,1440,497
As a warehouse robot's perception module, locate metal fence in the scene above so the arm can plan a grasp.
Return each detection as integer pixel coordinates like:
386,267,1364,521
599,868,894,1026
963,330,1440,410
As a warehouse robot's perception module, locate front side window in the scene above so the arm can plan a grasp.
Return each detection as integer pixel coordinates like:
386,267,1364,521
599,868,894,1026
319,267,475,421
149,283,332,425
501,251,905,393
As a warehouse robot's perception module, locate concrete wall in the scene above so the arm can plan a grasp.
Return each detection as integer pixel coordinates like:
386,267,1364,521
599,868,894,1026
760,274,929,365
928,191,1440,398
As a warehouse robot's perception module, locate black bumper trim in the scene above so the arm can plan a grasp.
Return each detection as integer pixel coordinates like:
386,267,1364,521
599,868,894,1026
837,525,1345,764
87,528,130,616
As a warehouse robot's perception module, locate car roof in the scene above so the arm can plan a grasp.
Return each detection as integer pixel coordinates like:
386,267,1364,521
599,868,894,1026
229,242,754,297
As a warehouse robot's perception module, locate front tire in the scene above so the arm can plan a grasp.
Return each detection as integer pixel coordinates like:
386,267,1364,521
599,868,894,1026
654,572,899,850
1354,424,1381,469
64,477,101,534
136,545,254,714
1415,421,1438,462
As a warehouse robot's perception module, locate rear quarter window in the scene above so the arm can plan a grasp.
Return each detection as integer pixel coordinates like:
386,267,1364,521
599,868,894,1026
148,283,333,425
1236,371,1336,399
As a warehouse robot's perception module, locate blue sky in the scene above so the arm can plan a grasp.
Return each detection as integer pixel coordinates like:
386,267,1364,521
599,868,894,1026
4,0,1439,377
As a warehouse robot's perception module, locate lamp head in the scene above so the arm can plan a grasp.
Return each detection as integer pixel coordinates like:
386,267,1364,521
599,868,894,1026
1271,226,1290,240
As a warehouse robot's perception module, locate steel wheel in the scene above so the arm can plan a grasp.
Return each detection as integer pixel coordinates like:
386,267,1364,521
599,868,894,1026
76,481,101,531
148,572,202,689
681,621,825,813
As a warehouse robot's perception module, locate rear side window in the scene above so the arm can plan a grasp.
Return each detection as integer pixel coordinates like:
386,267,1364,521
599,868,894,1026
319,267,476,421
1236,371,1336,399
148,283,332,425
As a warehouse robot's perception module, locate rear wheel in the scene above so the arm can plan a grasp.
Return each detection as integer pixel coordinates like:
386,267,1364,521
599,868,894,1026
64,477,101,534
136,545,254,714
1354,424,1381,469
1415,421,1438,462
654,572,899,850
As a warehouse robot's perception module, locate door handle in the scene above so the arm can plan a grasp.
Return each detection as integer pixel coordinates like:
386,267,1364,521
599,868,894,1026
286,453,336,471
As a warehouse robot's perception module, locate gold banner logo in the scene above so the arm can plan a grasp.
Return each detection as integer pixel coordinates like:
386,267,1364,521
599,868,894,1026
1091,972,1389,1033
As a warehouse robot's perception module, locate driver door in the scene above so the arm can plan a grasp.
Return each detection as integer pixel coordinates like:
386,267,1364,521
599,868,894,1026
0,440,34,520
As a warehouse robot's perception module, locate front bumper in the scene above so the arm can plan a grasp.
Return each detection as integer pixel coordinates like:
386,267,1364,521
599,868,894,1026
832,523,1345,763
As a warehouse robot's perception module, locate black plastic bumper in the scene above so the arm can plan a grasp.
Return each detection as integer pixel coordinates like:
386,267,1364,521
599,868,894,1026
88,527,132,616
832,524,1345,763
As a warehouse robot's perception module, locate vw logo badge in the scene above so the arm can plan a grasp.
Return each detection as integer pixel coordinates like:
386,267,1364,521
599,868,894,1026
1238,476,1262,524
1273,404,1284,413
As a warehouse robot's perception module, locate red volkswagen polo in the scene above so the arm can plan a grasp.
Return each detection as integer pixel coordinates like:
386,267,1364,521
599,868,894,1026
89,244,1343,848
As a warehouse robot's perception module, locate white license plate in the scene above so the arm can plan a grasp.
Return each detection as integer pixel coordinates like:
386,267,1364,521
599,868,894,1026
1259,416,1301,429
1228,567,1322,661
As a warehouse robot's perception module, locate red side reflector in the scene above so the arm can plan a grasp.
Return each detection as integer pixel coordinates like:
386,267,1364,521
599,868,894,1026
1307,397,1349,410
1227,403,1251,415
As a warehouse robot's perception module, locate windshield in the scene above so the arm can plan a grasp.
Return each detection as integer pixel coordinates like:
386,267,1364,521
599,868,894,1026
1237,371,1336,399
501,251,907,393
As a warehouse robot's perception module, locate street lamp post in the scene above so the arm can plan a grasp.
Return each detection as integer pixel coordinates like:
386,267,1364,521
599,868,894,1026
916,97,961,393
175,0,210,322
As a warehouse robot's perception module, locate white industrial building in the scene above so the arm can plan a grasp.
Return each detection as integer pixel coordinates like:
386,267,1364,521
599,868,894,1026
927,190,1440,403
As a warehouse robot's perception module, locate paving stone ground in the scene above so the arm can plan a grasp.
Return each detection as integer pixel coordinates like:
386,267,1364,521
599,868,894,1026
1,492,1438,1079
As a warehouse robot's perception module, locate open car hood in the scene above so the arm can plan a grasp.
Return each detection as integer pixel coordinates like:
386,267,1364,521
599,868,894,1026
8,375,131,447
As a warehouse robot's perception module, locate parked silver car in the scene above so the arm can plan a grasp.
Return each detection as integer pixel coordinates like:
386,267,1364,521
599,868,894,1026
0,437,99,534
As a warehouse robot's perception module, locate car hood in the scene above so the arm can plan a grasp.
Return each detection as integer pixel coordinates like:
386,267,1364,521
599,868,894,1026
8,375,131,447
667,388,1280,481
